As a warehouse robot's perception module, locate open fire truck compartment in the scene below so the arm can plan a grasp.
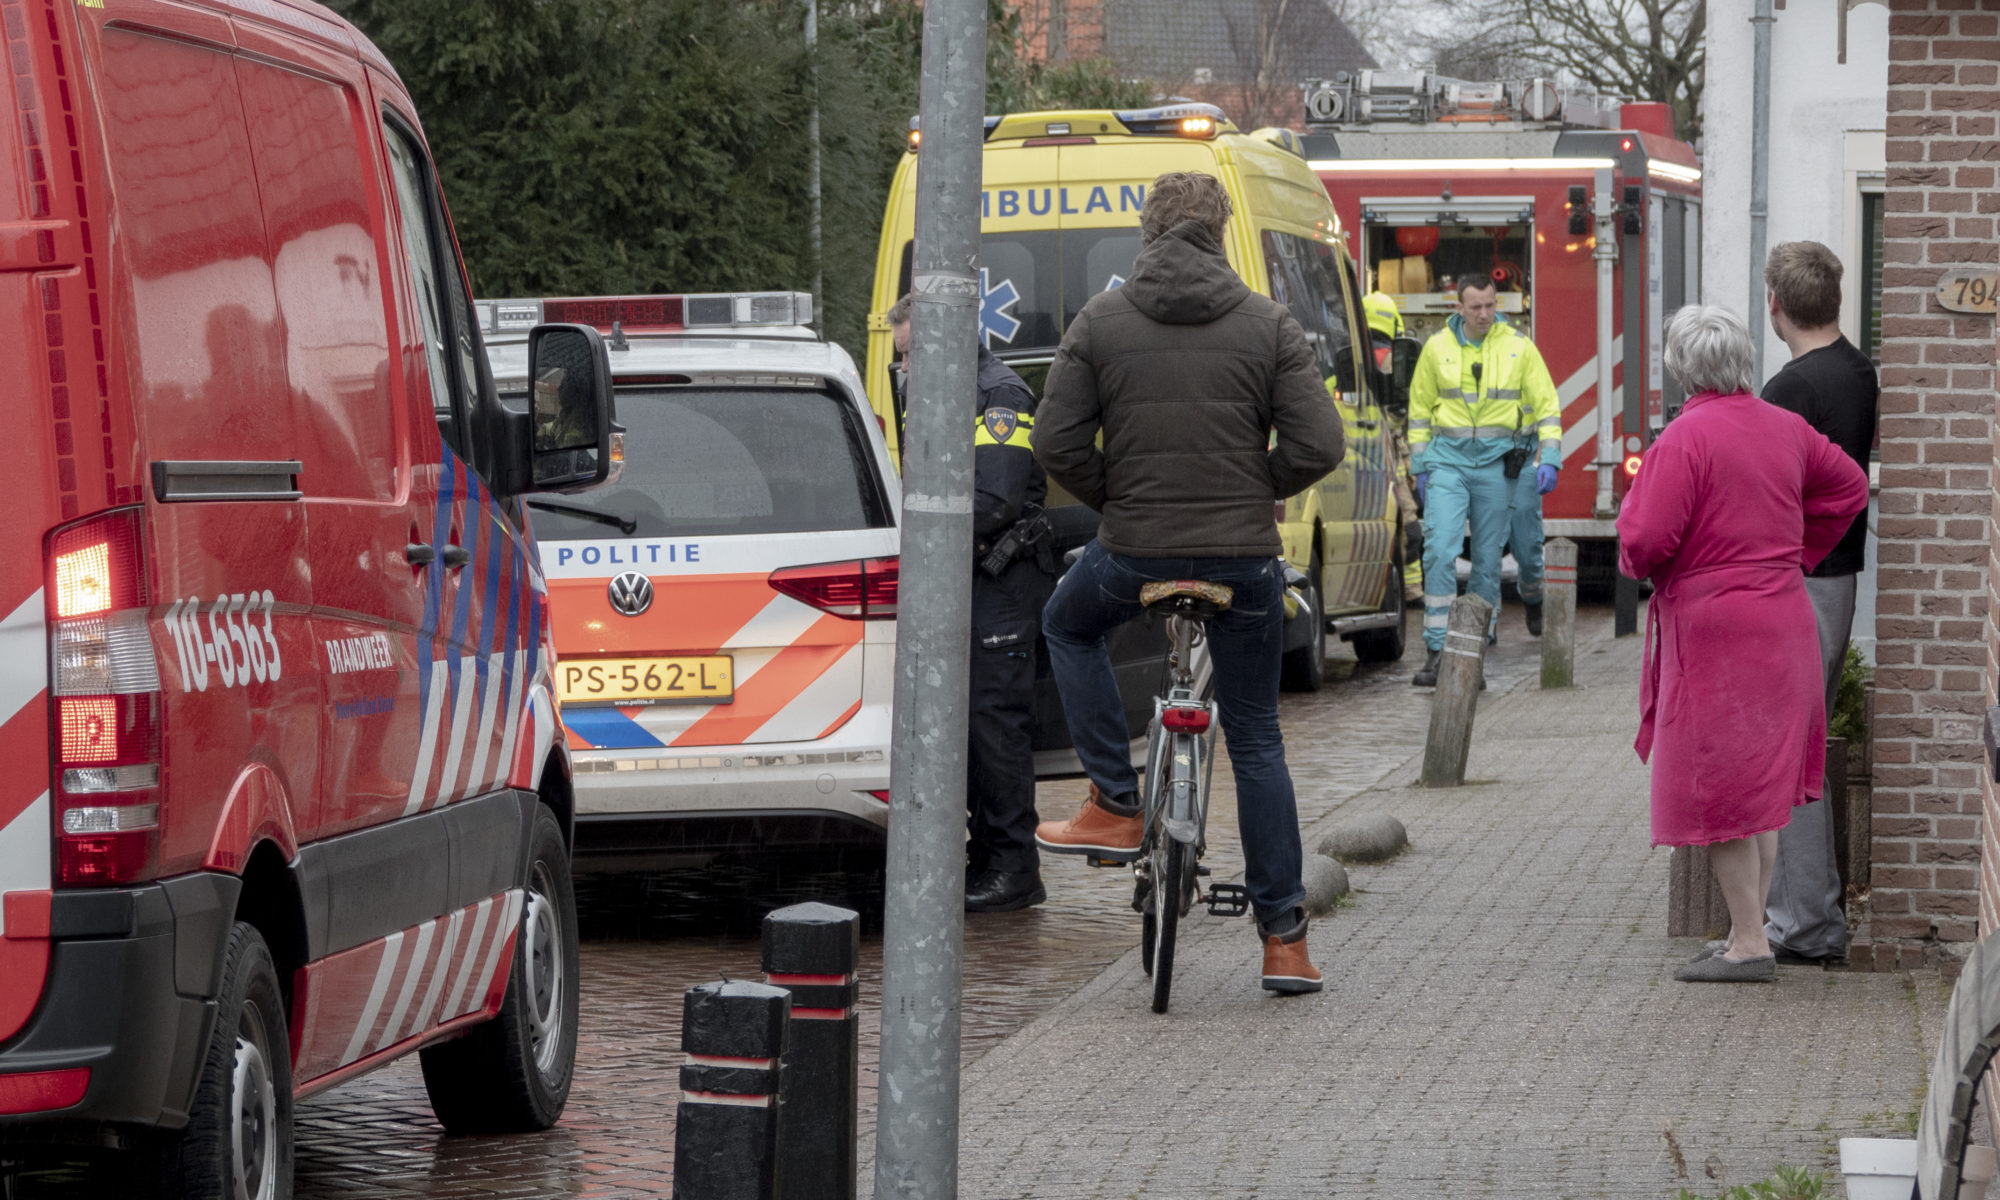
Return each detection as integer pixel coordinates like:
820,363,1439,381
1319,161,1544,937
1298,70,1703,600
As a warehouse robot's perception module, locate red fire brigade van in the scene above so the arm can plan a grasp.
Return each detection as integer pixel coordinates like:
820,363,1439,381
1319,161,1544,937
0,0,613,1193
1301,71,1703,593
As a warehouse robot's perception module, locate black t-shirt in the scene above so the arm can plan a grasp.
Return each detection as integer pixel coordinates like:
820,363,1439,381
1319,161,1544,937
1761,336,1877,577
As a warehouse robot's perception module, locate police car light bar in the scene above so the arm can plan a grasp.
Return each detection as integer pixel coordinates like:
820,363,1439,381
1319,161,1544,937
477,292,815,335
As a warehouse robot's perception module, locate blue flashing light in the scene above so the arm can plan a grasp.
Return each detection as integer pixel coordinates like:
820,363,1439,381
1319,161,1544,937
906,114,1006,150
1115,102,1228,137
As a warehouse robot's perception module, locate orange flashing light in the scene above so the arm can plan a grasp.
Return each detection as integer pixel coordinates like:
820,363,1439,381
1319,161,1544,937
1179,116,1216,137
1623,453,1643,477
60,697,118,763
54,541,111,618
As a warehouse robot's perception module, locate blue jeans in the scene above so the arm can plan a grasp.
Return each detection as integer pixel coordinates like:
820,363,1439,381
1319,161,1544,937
1042,542,1306,931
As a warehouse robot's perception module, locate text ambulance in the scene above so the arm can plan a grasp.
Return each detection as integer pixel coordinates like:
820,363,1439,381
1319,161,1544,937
868,104,1408,699
0,1,615,1193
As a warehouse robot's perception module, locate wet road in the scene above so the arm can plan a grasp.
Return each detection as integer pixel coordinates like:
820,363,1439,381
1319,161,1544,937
4,604,1596,1198
287,605,1578,1199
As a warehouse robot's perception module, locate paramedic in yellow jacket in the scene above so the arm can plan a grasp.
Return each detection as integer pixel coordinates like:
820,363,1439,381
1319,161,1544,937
1406,275,1562,687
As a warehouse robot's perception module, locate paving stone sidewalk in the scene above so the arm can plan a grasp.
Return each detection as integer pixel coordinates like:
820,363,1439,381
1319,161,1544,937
953,611,1952,1199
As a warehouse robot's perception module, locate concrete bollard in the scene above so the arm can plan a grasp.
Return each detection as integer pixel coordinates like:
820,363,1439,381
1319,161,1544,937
1421,593,1492,788
674,980,791,1200
1540,537,1578,689
763,902,860,1200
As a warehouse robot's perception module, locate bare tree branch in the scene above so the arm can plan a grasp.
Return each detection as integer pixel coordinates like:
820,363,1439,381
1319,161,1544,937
1418,0,1703,141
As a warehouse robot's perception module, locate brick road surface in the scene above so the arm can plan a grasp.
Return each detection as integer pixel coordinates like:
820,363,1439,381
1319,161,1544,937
282,611,1506,1198
938,604,1952,1199
12,604,1944,1198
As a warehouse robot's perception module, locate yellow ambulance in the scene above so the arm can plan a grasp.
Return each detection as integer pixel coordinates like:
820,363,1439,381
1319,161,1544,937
866,103,1406,689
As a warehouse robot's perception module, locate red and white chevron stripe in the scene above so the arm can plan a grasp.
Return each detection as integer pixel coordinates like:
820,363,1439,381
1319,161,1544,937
0,584,51,1046
290,888,524,1088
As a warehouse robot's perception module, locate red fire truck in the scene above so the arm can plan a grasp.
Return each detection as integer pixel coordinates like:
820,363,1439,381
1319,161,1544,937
1300,71,1703,595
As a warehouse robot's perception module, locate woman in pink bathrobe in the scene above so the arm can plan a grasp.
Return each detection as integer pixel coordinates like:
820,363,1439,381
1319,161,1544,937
1616,305,1869,984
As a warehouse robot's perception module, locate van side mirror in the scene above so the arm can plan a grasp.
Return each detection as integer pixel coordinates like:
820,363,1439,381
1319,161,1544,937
1330,341,1357,397
1388,335,1424,413
520,324,614,493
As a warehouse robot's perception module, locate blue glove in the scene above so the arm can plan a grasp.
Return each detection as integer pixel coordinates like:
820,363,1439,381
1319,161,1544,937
1413,472,1428,505
1536,464,1559,495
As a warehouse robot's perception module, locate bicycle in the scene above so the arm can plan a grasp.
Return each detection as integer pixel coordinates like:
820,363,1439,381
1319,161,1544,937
1125,579,1247,1014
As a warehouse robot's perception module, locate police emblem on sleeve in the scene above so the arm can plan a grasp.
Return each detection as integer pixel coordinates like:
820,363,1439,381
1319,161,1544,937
983,408,1019,444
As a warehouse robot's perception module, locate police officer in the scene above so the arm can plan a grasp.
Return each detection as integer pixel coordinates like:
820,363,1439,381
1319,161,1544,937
890,294,1053,912
1406,275,1561,686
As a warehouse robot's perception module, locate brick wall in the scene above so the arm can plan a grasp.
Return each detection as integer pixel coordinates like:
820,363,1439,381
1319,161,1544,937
1010,0,1105,63
1868,0,1998,973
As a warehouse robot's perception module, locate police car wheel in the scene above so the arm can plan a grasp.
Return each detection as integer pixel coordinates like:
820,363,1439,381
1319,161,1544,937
164,921,293,1200
419,805,580,1134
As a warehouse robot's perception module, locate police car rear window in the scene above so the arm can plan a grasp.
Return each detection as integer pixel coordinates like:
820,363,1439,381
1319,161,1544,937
526,387,890,540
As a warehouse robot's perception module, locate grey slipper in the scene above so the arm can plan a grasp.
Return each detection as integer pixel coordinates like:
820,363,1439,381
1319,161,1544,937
1684,939,1729,964
1675,953,1775,983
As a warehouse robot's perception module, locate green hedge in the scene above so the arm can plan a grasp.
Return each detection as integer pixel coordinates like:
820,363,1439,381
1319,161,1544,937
329,0,1150,359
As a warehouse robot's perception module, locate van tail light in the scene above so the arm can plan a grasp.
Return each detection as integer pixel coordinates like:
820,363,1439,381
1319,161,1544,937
767,557,899,620
46,509,163,887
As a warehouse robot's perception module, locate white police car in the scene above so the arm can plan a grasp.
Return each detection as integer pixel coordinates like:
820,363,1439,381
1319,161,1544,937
481,293,899,870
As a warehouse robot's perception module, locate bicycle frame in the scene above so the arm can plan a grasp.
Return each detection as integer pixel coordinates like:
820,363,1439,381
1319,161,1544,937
1142,613,1218,851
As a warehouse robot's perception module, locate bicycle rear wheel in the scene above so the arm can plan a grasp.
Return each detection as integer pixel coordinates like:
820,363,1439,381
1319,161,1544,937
1150,836,1192,1014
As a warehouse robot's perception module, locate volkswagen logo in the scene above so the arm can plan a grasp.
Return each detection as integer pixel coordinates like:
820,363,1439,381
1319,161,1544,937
608,572,653,617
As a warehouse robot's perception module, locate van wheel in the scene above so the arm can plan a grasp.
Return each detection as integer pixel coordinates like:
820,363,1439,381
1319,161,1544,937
162,922,293,1200
420,806,579,1134
1280,553,1326,693
1353,528,1409,664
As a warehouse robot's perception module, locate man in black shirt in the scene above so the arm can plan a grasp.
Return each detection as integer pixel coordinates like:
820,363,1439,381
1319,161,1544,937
1759,241,1877,966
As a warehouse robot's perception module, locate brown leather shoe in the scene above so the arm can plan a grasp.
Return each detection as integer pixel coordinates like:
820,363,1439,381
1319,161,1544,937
1261,928,1323,995
1034,784,1141,860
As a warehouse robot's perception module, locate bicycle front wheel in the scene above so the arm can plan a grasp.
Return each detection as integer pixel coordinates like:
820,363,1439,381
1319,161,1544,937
1150,836,1192,1014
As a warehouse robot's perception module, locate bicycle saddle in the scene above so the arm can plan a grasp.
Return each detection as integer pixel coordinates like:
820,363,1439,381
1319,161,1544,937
1139,580,1234,619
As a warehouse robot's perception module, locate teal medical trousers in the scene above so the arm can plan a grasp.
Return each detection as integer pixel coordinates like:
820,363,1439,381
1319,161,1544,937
1506,465,1545,607
1421,459,1511,652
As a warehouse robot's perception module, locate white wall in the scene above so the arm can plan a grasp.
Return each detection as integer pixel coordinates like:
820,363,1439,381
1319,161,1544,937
1701,3,1888,363
1701,3,1888,661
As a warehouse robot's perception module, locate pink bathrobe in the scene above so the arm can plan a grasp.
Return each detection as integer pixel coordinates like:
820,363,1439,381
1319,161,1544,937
1616,390,1870,847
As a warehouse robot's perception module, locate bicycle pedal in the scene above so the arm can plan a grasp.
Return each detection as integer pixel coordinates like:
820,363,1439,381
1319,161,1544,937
1205,882,1249,917
1085,855,1124,868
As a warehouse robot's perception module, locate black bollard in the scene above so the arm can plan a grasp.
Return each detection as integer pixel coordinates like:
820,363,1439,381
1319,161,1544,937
763,902,860,1200
674,980,790,1200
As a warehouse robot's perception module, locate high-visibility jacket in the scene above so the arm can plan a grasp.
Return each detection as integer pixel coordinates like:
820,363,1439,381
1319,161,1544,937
1362,290,1403,338
1407,316,1561,473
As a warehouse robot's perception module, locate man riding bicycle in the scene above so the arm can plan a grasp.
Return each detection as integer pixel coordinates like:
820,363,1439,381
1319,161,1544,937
1031,171,1345,995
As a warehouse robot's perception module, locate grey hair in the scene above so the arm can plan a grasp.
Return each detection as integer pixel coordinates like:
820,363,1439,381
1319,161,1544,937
887,292,913,327
1663,304,1757,397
